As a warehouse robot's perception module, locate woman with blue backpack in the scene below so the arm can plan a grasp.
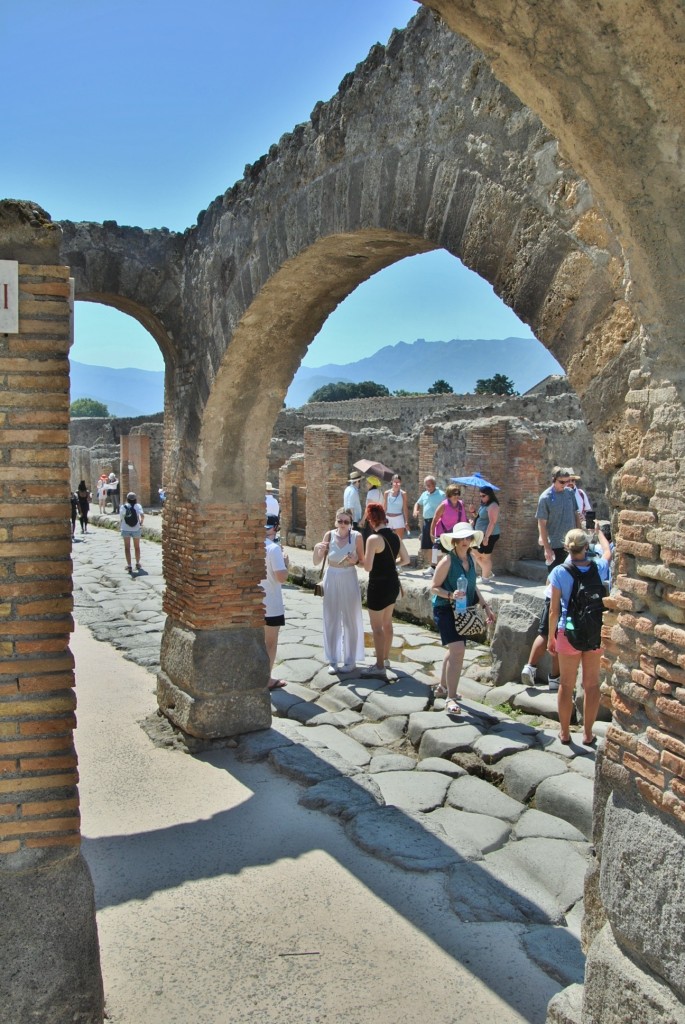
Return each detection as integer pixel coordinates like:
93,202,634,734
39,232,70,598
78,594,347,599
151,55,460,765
548,527,611,745
120,491,145,574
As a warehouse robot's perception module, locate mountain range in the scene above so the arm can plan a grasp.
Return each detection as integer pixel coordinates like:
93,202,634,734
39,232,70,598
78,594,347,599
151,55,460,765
70,337,563,417
286,337,563,407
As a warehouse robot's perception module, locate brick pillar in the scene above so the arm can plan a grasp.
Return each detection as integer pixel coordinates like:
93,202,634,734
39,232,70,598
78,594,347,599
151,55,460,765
304,425,349,548
279,452,305,542
0,254,103,1020
418,425,438,491
157,499,270,738
121,432,151,506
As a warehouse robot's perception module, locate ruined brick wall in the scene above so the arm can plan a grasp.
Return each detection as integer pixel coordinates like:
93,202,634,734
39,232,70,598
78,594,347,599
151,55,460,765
0,263,80,859
278,452,305,540
121,433,150,506
304,425,349,547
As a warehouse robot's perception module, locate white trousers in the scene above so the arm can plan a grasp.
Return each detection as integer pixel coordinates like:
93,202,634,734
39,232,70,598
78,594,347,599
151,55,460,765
322,567,365,666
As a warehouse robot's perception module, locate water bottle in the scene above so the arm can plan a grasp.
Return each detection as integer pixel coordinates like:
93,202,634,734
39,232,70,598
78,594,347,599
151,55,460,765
565,614,575,637
455,575,468,611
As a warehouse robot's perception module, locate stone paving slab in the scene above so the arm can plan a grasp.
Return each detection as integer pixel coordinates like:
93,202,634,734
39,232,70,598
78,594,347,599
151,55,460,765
268,743,361,785
368,770,451,814
415,757,466,777
521,926,586,987
514,809,586,843
535,773,594,839
345,806,458,872
299,774,385,820
446,776,526,823
368,753,416,773
423,807,512,857
498,750,569,803
473,733,536,764
305,724,372,766
418,723,487,760
347,717,408,748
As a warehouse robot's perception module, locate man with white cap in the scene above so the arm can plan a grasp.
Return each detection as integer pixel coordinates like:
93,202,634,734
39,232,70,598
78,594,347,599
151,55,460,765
343,471,363,529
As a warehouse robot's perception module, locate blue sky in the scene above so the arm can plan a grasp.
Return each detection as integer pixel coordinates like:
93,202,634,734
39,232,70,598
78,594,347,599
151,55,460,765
3,0,537,372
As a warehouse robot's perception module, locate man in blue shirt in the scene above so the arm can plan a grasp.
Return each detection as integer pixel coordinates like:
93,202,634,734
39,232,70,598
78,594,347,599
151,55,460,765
413,475,446,575
536,466,581,568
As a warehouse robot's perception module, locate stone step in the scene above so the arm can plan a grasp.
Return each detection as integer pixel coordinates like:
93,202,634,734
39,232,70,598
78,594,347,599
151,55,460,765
511,558,549,582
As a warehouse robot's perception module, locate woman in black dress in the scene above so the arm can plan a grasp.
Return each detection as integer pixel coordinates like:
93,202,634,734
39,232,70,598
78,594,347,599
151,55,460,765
361,502,410,678
76,480,91,534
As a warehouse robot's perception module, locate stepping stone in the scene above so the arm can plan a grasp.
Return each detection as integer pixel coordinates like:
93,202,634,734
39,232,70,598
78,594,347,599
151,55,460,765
447,837,588,924
457,677,495,703
316,686,364,713
368,754,417,773
416,757,466,777
446,775,525,822
482,681,528,708
302,709,364,729
348,716,407,748
401,645,444,664
269,743,360,785
521,925,586,986
299,775,384,821
512,688,561,719
498,750,569,802
514,809,586,842
535,774,594,839
276,658,321,684
368,770,450,813
407,710,466,746
364,678,431,719
304,724,371,766
235,728,294,763
418,723,486,760
287,702,326,724
472,732,534,764
345,806,456,872
422,807,511,856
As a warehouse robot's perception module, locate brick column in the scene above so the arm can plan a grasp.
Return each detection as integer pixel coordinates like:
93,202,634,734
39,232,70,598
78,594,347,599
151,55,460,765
304,425,349,548
157,499,270,738
279,452,305,543
121,432,151,506
0,256,103,1020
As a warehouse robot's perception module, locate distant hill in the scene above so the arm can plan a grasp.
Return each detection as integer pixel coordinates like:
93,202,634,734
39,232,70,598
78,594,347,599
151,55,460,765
286,337,563,407
70,361,164,418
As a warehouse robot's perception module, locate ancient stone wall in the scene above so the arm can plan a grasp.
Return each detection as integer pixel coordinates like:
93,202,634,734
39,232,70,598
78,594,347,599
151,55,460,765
278,452,305,543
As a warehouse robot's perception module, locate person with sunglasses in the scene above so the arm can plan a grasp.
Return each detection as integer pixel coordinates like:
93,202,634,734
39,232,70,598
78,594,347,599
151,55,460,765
472,485,501,580
536,466,582,568
313,507,365,674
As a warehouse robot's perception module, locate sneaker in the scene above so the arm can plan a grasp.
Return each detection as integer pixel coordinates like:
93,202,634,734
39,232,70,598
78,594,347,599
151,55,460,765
521,664,537,686
384,659,391,668
548,676,560,693
327,665,337,675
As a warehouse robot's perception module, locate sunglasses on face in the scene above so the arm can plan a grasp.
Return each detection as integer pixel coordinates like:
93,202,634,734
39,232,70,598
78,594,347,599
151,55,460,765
337,518,351,524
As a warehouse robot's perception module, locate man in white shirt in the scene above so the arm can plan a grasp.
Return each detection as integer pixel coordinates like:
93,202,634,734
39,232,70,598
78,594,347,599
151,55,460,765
567,471,593,528
265,482,280,523
343,471,363,529
261,522,289,689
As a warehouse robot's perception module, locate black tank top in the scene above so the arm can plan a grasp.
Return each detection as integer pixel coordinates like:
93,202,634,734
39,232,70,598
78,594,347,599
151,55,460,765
371,527,400,578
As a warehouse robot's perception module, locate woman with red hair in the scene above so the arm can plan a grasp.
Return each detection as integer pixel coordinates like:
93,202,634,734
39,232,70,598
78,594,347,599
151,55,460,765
361,502,410,678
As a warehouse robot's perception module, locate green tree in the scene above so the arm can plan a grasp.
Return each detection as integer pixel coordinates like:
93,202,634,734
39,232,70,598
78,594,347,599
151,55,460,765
474,373,517,396
70,397,110,417
427,379,454,395
393,388,423,397
308,380,390,403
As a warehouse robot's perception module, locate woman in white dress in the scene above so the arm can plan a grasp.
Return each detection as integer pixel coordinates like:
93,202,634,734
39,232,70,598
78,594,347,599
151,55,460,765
383,473,409,538
313,507,365,674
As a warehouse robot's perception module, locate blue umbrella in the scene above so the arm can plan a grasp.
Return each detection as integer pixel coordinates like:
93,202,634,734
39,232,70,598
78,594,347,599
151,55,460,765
450,471,500,491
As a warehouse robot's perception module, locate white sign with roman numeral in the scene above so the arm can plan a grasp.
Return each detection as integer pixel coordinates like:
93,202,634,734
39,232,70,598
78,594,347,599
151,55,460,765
0,260,18,333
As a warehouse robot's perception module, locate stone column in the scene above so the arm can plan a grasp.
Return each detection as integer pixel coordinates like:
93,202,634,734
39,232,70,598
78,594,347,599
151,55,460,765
157,499,271,738
0,225,103,1022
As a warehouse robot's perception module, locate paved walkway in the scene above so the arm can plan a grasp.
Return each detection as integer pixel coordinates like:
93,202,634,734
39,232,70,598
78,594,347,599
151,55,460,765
72,523,594,1023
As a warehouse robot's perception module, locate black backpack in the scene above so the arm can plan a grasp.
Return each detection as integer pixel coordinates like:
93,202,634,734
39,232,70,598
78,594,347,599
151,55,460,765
123,503,139,527
563,562,605,651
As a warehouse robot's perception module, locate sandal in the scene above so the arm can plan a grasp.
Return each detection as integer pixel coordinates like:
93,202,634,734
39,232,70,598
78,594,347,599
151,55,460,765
445,698,461,716
433,684,448,698
583,735,597,747
558,732,572,745
268,679,287,690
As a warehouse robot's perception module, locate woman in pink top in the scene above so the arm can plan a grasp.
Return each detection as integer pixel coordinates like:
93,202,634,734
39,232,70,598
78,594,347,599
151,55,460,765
430,484,467,543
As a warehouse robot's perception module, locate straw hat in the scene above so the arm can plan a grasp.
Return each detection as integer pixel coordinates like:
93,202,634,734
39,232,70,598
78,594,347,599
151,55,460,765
348,471,363,482
439,522,484,551
366,475,381,488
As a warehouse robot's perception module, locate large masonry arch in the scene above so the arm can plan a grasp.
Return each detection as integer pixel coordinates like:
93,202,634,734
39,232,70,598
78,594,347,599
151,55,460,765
1,6,683,1022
